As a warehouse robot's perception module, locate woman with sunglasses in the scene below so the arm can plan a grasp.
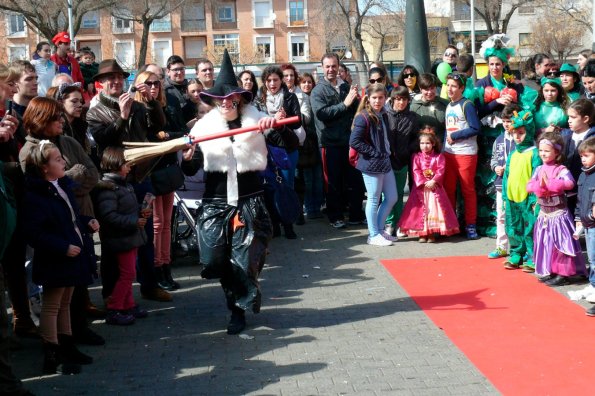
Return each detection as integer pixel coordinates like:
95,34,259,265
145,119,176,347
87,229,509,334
133,71,184,291
397,65,420,100
474,39,526,238
368,67,391,92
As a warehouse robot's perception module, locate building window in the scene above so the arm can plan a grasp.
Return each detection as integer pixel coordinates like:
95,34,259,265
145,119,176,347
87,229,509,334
383,35,401,51
452,0,471,20
255,36,273,62
254,1,273,28
289,1,305,26
519,33,533,47
8,45,27,62
181,3,206,31
152,40,172,68
184,36,207,59
218,4,235,22
81,11,99,29
150,14,171,33
290,34,307,61
113,17,133,33
6,14,25,36
214,33,239,62
114,41,135,69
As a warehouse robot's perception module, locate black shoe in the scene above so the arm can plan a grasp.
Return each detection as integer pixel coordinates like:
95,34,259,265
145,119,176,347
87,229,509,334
545,275,571,287
586,305,595,317
295,213,305,225
73,327,105,346
226,309,246,335
155,267,174,291
538,274,554,283
272,223,281,238
58,334,93,365
162,265,181,290
43,342,82,375
283,224,297,239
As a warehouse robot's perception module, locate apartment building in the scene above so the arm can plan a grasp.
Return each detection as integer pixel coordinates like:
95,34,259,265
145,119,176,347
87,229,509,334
0,0,326,68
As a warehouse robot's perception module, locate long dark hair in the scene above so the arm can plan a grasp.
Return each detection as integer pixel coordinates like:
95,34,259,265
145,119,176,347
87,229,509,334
260,66,287,104
536,80,569,112
237,70,258,99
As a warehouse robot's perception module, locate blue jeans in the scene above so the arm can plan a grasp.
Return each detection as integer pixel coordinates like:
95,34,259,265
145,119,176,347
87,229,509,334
587,227,595,286
280,150,299,189
302,162,324,214
362,170,398,237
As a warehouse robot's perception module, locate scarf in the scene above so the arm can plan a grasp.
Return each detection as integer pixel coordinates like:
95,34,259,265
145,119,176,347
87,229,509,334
265,90,284,116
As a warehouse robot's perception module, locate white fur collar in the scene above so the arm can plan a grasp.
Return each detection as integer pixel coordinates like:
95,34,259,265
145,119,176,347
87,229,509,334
189,104,268,173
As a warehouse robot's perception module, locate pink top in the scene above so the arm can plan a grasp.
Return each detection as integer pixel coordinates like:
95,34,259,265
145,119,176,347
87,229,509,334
526,163,574,197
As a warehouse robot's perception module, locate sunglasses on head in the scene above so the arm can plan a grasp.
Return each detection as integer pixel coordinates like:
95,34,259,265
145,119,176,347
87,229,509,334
369,78,384,84
403,73,416,79
447,73,466,84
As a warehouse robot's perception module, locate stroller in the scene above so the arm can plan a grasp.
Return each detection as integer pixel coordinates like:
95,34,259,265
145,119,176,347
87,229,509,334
171,169,204,260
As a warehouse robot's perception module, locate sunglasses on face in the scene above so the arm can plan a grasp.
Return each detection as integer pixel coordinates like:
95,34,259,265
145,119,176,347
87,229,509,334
369,78,384,84
145,80,161,87
547,71,560,78
444,52,457,57
169,67,185,73
403,73,416,79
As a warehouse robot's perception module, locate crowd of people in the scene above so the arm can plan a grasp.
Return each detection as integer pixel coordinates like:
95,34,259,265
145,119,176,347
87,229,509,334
2,29,595,393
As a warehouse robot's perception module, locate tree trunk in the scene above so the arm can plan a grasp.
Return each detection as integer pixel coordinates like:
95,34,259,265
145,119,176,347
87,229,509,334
137,20,152,69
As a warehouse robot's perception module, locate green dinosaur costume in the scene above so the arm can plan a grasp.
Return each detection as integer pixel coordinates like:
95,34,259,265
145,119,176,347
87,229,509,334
502,110,542,268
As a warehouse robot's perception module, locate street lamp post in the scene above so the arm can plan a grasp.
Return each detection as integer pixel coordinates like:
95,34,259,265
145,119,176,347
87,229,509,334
68,0,75,47
404,0,431,73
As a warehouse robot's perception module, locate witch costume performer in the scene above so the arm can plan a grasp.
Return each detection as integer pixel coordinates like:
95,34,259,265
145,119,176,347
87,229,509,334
184,50,275,335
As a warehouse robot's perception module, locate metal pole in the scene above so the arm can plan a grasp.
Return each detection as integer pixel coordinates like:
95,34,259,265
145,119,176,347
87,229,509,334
404,0,431,73
68,0,75,48
471,0,476,80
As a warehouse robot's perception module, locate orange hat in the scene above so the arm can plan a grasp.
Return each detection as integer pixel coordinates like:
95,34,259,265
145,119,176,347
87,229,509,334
52,32,71,45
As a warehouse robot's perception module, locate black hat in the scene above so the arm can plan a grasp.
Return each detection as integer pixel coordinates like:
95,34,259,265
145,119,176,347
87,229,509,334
199,49,252,105
92,59,130,82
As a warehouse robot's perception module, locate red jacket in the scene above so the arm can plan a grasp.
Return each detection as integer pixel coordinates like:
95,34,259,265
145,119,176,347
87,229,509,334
50,53,84,84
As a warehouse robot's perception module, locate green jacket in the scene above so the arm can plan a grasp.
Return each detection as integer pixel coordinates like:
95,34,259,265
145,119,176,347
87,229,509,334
410,95,448,144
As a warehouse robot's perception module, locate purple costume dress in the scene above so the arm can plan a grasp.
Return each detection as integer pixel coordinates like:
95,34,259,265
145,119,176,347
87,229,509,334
527,163,586,277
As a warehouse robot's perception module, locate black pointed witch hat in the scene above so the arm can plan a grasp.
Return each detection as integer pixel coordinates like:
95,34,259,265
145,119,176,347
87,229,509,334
199,49,252,105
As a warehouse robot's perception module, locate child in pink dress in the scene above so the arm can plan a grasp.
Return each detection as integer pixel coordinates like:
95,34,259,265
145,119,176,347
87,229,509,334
399,130,460,242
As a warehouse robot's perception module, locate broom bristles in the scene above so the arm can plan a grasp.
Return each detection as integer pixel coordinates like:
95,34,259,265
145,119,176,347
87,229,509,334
123,137,189,163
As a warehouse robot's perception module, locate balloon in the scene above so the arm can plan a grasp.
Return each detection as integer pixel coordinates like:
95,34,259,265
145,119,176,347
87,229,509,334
501,87,518,103
436,62,452,84
484,86,500,103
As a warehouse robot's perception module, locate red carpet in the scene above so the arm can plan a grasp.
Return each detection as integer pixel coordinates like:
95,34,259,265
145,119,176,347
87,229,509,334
382,256,595,395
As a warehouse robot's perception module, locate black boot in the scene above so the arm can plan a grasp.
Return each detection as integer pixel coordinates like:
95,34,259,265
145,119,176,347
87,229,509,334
162,265,180,290
43,342,81,375
283,224,297,239
227,307,246,335
58,334,93,365
155,266,174,291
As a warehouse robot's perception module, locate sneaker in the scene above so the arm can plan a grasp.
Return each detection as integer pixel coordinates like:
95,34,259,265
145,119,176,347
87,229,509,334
381,231,398,242
427,235,436,243
384,224,395,236
367,234,393,246
466,224,480,240
105,311,135,326
586,305,595,317
488,247,508,259
568,284,595,301
396,228,407,238
330,220,346,229
586,292,595,304
418,237,427,243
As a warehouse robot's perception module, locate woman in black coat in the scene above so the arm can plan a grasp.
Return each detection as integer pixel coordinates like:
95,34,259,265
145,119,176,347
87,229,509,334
256,66,302,239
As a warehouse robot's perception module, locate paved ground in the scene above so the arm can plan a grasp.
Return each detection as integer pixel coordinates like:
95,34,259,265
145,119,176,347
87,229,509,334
8,217,591,395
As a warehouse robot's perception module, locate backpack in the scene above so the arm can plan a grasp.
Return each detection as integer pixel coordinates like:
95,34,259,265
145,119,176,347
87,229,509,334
348,112,370,167
0,162,17,259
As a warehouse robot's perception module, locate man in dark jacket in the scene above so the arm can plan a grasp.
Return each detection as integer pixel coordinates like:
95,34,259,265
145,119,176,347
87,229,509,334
163,55,189,115
384,86,419,235
310,53,363,228
86,59,170,303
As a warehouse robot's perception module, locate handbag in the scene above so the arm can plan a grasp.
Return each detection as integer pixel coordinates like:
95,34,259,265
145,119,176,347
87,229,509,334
151,162,185,196
265,153,301,224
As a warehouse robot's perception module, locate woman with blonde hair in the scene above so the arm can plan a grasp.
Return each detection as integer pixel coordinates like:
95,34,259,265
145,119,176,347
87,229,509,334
133,70,185,291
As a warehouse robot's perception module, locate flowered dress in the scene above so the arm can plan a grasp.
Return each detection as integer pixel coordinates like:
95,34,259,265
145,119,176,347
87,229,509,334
399,150,459,236
526,163,586,277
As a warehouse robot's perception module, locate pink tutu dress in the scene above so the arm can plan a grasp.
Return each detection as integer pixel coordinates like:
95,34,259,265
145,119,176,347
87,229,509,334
399,150,460,237
526,163,586,277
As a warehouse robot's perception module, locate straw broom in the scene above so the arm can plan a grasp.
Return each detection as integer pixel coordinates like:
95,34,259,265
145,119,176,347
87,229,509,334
123,116,300,163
